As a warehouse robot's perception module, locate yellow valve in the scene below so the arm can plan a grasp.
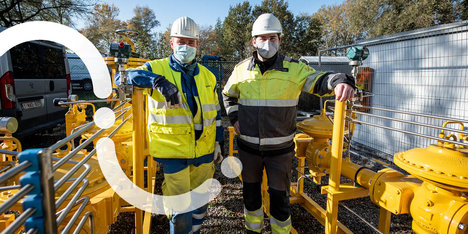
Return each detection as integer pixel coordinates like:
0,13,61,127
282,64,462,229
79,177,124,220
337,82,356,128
410,182,468,233
294,133,312,157
393,138,468,233
296,100,356,183
115,29,138,53
65,104,87,136
369,168,420,215
0,129,22,158
297,104,334,139
438,121,466,149
394,145,468,191
104,57,149,89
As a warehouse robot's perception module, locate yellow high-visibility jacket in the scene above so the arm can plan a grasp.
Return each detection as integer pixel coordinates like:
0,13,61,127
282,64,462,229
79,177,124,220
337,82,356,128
136,58,218,159
222,53,337,152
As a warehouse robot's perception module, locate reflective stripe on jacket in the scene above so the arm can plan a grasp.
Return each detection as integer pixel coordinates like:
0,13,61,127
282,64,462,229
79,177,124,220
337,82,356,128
222,53,331,151
137,58,218,159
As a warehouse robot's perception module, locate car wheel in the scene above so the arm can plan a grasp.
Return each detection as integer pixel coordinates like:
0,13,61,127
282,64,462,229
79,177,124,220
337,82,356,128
83,80,93,91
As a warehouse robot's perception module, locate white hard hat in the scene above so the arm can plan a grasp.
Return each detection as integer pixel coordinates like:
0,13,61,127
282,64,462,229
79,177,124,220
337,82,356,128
252,13,283,37
170,16,199,39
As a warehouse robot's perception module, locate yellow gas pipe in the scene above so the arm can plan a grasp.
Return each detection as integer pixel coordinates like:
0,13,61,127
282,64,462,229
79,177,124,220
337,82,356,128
296,102,468,233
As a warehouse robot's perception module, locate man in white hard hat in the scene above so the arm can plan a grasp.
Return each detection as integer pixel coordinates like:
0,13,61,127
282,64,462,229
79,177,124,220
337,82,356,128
222,13,355,233
116,16,224,234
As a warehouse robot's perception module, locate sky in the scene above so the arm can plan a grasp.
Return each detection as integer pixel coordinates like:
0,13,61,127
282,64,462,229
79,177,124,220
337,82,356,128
83,0,346,32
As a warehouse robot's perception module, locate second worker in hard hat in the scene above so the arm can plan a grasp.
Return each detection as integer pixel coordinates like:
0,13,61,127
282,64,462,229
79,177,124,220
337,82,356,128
222,13,356,233
115,16,224,234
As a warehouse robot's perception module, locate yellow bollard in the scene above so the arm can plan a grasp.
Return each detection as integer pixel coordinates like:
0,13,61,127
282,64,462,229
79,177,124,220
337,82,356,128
325,100,346,234
228,126,238,156
132,88,145,234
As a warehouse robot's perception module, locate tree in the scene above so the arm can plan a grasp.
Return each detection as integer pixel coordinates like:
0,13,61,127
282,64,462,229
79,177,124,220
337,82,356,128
313,4,355,55
154,27,172,59
198,26,220,56
222,1,254,60
460,0,468,20
80,4,126,54
346,0,459,39
0,0,94,27
291,15,322,57
127,6,160,59
214,18,231,58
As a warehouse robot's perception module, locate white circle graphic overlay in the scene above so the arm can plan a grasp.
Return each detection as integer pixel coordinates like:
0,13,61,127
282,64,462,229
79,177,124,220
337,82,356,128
94,107,115,129
0,21,230,215
0,21,111,98
96,137,222,214
221,156,243,179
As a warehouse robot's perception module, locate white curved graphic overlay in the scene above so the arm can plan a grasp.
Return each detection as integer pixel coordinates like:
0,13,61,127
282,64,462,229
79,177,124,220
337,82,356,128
97,137,222,214
0,21,237,215
94,107,115,129
0,21,111,98
221,156,243,179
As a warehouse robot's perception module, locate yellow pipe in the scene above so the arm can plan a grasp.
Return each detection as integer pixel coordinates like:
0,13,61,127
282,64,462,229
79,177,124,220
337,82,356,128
341,160,376,189
325,100,346,234
120,206,136,213
132,88,145,234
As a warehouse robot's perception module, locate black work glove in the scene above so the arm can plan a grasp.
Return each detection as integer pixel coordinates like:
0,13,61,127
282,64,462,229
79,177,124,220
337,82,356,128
115,70,180,106
153,77,180,106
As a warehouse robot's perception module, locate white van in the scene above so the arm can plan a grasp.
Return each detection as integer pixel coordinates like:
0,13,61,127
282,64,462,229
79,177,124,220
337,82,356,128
67,53,93,91
0,27,70,137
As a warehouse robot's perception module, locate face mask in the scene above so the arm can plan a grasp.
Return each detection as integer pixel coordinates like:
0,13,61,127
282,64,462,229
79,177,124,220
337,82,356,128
173,44,197,63
255,40,279,59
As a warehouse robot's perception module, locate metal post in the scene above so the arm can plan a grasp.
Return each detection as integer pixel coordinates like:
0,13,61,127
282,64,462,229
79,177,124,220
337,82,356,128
318,51,324,110
36,149,58,234
143,154,154,234
325,100,346,234
298,157,305,194
132,88,145,234
228,126,234,156
378,208,391,234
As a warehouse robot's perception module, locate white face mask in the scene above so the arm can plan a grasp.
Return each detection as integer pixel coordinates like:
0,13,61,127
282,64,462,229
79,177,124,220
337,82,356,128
255,40,279,59
173,44,197,63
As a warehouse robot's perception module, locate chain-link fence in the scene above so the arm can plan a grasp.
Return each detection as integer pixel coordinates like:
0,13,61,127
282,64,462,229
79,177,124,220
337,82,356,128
349,21,468,156
201,60,237,115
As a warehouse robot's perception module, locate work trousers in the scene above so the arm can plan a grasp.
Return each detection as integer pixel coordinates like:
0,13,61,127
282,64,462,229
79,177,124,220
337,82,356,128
239,147,294,234
160,160,215,234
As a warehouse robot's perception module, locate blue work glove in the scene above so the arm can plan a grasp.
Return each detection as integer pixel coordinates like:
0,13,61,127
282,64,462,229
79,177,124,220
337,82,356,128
114,70,180,106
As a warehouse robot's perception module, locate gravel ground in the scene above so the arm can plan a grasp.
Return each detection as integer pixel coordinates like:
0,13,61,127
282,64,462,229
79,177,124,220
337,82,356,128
106,117,413,234
19,116,414,234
